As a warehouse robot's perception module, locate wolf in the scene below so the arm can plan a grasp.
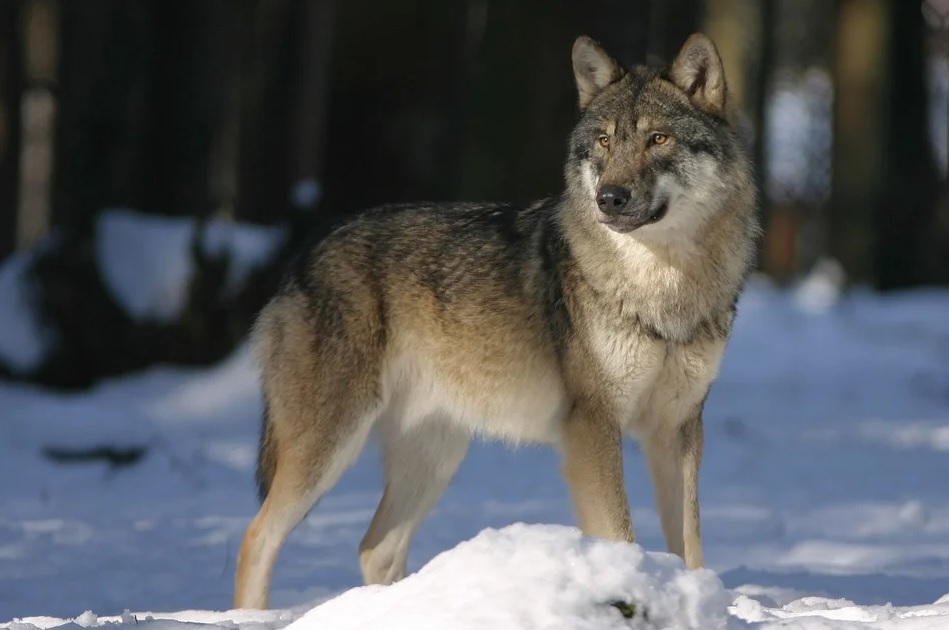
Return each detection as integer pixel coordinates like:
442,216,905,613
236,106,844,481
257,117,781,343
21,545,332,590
233,32,759,609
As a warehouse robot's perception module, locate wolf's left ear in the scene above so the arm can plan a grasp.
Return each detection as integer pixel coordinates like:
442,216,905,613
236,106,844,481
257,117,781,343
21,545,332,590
572,36,625,110
671,33,727,116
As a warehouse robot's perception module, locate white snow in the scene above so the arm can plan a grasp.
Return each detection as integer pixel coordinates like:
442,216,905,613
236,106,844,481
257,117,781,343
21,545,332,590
765,68,833,208
1,209,286,373
291,179,322,209
1,220,949,628
287,524,738,630
794,258,847,315
0,245,55,372
95,209,287,322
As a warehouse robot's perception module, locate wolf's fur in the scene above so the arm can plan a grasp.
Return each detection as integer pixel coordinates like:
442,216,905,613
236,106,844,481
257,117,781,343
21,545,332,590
234,33,758,609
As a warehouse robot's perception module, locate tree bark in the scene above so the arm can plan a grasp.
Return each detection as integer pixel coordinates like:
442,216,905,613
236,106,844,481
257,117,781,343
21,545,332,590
828,0,888,284
236,0,338,224
875,0,940,289
137,1,232,218
455,0,653,203
0,0,23,258
285,0,336,215
207,0,253,219
53,0,149,230
650,0,702,63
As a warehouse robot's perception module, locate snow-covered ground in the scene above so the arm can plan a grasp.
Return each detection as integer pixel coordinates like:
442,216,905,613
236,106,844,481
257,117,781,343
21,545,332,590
1,220,948,628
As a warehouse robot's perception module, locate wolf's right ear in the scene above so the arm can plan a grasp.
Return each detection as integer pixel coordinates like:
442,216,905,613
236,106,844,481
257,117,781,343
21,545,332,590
671,33,728,116
572,36,625,110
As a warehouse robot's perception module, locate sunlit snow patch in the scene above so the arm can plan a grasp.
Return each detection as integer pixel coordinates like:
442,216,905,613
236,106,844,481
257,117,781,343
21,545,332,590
95,208,287,322
0,248,54,372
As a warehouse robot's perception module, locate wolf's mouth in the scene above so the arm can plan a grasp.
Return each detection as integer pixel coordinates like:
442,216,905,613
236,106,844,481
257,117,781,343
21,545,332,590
645,201,669,224
599,199,669,233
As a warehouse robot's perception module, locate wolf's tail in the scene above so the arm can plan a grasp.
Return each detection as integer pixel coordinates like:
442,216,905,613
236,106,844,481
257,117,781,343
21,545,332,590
255,399,278,503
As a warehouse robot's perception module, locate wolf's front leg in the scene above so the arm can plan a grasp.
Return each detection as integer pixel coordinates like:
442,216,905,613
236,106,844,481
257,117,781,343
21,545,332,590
560,404,634,542
643,410,704,569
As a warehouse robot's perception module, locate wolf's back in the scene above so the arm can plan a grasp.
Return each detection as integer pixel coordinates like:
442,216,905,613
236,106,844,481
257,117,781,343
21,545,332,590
276,199,562,314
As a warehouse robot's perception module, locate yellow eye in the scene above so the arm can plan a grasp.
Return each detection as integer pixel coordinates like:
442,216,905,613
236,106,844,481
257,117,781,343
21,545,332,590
597,135,610,148
650,132,669,146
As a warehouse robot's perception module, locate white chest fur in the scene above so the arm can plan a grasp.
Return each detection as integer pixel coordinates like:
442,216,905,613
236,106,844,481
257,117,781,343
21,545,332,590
578,230,731,435
585,317,726,436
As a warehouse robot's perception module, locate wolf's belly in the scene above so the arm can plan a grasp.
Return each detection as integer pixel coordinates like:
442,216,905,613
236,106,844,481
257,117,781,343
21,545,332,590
378,318,726,443
382,348,570,445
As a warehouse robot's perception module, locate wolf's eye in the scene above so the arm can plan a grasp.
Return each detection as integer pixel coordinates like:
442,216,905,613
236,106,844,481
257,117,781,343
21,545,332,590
649,132,669,146
597,135,610,148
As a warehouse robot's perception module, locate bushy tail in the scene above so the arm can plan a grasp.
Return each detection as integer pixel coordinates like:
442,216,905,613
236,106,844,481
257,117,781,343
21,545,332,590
255,400,278,503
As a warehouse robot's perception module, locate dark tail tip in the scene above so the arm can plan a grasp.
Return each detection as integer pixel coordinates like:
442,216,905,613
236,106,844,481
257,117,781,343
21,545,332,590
255,401,277,503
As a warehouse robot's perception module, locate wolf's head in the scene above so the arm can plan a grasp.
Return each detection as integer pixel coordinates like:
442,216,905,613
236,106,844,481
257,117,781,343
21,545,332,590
565,34,753,241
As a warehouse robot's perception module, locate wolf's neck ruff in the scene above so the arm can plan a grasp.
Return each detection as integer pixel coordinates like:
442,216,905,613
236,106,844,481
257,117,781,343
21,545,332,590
560,184,752,346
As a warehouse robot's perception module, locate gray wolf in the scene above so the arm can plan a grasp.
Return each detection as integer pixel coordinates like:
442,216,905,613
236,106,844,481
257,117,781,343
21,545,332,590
233,32,758,609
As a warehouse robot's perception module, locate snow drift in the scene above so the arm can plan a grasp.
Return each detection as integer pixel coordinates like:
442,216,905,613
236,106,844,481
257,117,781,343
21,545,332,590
289,523,736,630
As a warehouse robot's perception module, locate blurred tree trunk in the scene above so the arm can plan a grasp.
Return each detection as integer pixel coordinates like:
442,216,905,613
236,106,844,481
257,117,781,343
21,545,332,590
207,1,254,219
138,1,233,218
875,0,939,289
17,0,58,249
828,0,888,284
703,0,756,119
323,0,653,212
703,0,776,274
286,0,336,214
752,0,783,278
584,0,652,67
0,0,23,258
233,0,288,222
54,1,238,225
831,0,938,289
53,0,148,230
457,0,653,202
320,0,469,213
751,0,775,207
457,0,583,201
650,0,702,63
236,0,336,223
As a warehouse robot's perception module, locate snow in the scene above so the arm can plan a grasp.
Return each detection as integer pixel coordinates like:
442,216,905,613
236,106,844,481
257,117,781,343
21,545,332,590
95,209,287,321
794,258,847,315
765,68,833,207
2,218,949,627
290,179,322,209
286,524,737,630
0,245,55,372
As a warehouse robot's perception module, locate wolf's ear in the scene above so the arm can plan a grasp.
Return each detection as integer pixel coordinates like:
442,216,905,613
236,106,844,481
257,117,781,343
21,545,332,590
671,33,727,116
572,36,625,110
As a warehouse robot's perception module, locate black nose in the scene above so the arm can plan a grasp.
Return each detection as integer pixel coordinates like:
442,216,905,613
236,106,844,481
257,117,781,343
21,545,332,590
596,185,631,214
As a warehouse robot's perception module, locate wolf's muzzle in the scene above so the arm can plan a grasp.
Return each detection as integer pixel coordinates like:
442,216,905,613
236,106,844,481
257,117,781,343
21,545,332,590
596,184,668,233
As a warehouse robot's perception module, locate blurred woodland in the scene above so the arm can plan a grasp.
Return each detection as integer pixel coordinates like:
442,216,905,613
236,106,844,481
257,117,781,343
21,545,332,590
1,0,949,388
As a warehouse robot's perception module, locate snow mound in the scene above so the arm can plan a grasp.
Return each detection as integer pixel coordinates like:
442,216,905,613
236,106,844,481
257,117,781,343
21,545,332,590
289,523,739,630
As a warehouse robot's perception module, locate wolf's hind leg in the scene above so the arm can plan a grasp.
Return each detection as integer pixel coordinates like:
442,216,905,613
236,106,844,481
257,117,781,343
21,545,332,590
234,401,378,609
359,418,469,585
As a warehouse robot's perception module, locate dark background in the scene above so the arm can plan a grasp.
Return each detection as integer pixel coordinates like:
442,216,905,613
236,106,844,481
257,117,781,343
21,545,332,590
1,0,948,388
